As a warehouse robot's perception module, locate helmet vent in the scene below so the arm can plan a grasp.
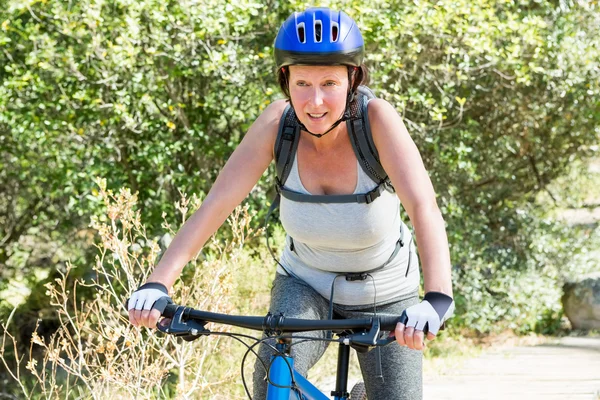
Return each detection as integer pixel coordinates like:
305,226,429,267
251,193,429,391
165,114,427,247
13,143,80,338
314,20,322,42
331,21,339,42
297,22,306,43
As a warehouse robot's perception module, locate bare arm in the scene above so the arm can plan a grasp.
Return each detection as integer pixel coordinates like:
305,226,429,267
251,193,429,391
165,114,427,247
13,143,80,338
129,100,287,327
146,100,287,288
368,99,452,297
369,99,453,349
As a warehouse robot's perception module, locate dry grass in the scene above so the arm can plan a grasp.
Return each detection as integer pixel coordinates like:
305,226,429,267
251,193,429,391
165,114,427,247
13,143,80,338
0,178,265,399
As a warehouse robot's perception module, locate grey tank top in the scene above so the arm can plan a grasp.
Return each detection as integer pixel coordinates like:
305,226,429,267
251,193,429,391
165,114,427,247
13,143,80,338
278,152,420,306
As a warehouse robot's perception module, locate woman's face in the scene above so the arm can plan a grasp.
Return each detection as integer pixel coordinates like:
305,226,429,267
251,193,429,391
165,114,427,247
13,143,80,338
288,65,349,135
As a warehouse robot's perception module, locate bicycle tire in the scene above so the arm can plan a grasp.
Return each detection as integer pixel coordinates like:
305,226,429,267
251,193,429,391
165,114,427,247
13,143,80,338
350,381,367,400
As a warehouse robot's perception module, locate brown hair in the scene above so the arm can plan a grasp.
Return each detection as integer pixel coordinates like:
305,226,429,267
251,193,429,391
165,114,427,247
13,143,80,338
276,64,369,102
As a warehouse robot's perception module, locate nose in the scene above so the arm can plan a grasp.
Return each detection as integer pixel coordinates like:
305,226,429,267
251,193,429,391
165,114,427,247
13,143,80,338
308,86,324,108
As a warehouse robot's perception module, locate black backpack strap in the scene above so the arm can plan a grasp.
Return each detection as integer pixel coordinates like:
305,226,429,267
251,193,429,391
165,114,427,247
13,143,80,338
276,87,390,191
274,104,301,189
265,104,301,275
272,87,395,209
347,90,388,184
279,180,392,204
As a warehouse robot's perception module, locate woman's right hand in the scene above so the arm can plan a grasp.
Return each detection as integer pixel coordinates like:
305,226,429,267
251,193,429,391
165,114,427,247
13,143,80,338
127,282,172,328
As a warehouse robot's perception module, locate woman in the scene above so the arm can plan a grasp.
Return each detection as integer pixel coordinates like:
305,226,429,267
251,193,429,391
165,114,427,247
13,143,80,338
128,7,454,399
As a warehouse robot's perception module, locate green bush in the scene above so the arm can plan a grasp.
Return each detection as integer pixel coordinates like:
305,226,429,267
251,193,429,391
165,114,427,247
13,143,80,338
0,0,282,287
350,0,600,333
1,0,599,342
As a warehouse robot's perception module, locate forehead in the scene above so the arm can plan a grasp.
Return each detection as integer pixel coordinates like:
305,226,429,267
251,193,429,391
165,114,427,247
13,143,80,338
288,65,348,80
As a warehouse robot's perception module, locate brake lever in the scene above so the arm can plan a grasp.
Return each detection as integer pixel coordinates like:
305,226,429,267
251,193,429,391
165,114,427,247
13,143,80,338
156,305,209,342
349,318,380,348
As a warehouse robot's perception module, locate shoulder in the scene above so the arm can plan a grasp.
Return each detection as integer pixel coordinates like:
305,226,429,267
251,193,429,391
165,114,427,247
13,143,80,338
366,98,400,124
366,98,409,142
245,99,289,146
264,98,290,116
258,99,289,128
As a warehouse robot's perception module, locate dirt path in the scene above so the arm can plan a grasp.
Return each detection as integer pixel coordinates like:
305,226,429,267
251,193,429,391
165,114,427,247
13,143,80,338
424,336,600,400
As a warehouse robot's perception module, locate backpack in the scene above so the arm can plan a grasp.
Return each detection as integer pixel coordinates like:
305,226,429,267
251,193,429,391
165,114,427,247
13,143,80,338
265,86,406,281
273,85,395,206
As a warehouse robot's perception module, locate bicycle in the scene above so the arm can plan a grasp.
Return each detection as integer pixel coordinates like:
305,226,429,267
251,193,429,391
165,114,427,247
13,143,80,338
157,303,409,400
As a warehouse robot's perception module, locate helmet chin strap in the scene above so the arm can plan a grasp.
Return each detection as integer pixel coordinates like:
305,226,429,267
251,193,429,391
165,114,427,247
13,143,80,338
291,91,354,138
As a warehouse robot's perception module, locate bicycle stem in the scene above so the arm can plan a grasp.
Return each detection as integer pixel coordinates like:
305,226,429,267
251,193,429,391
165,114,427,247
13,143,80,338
332,342,351,399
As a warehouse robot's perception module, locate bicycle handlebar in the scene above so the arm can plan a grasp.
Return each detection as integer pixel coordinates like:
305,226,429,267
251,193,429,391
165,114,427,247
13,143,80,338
163,303,404,333
159,303,408,347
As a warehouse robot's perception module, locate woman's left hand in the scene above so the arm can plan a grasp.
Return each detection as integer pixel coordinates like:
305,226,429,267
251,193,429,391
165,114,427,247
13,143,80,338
394,291,455,350
395,323,436,350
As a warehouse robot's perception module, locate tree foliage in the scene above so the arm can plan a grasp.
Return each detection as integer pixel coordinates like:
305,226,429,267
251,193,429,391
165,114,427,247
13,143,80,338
344,0,600,331
1,0,599,335
0,0,283,285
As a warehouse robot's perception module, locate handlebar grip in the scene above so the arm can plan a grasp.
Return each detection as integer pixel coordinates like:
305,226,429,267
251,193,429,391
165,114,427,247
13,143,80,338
398,310,408,326
162,303,179,318
379,315,402,331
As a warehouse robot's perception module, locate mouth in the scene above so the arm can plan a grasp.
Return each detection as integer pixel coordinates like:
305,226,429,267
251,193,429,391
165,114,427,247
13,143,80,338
307,112,327,121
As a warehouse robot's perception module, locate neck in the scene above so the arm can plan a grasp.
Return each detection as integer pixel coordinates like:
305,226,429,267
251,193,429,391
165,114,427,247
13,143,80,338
302,123,347,152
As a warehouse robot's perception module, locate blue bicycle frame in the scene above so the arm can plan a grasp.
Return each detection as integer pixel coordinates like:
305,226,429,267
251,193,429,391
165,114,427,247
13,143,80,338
266,340,353,400
267,354,329,400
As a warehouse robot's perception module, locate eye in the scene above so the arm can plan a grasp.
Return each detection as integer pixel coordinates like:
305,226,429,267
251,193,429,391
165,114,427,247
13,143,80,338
324,81,337,86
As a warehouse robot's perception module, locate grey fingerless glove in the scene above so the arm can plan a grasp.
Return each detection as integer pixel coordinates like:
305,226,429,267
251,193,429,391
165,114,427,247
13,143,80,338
127,282,173,314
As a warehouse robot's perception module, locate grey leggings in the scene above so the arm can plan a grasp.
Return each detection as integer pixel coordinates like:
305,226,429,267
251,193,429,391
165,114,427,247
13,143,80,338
252,273,422,399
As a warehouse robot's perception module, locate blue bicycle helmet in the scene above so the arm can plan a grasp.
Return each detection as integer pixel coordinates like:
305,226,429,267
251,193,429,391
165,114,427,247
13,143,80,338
274,8,364,69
